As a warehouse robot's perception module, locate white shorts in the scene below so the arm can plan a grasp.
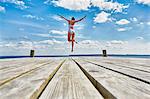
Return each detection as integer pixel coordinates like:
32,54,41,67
69,28,75,34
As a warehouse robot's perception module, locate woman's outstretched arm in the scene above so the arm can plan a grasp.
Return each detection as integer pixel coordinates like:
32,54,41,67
75,16,86,22
58,14,69,21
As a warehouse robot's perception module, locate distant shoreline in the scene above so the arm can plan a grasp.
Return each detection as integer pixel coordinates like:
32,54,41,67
0,54,150,59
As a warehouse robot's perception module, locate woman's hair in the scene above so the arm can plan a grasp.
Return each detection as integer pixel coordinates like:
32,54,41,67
71,17,75,20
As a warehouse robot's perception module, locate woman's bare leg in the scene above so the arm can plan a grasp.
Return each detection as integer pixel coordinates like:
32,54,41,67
68,32,71,42
71,33,75,52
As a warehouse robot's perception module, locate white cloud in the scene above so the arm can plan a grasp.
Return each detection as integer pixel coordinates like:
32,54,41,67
117,28,127,32
49,35,67,39
147,21,150,25
23,14,44,20
32,27,86,39
130,17,138,22
32,33,67,39
47,0,129,25
117,27,132,32
47,0,128,12
140,22,144,25
76,34,87,39
116,19,130,25
38,40,54,45
19,28,24,31
0,6,5,12
32,33,50,38
63,23,67,26
49,30,67,35
75,40,101,49
136,0,150,6
21,36,29,40
5,20,47,30
46,0,128,12
92,26,96,29
91,0,129,13
109,40,128,45
0,41,33,50
80,40,99,45
52,15,63,21
3,42,17,48
1,0,28,9
74,23,84,30
51,0,91,10
104,40,129,52
52,39,64,44
136,36,144,40
17,41,33,48
0,39,64,51
1,40,150,55
105,41,150,54
38,39,64,45
94,11,111,23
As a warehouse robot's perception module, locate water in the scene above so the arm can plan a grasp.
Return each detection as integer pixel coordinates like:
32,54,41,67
0,54,150,59
108,54,150,59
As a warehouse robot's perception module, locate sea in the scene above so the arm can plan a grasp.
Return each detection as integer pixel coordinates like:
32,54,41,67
0,54,150,59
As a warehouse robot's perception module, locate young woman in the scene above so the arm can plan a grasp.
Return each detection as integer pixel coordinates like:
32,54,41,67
58,15,86,52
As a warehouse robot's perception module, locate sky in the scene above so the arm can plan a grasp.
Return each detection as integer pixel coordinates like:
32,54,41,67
0,0,150,55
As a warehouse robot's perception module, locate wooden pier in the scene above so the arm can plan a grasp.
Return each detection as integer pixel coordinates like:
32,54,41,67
0,57,150,99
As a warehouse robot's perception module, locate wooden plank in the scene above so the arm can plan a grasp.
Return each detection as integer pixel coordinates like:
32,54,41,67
75,59,150,99
84,58,150,83
85,57,150,67
87,57,150,71
0,59,53,86
0,58,64,99
102,61,150,72
0,58,33,70
0,58,52,70
39,59,103,99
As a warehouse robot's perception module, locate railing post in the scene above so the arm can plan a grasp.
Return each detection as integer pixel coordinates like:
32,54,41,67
102,50,107,57
30,50,35,57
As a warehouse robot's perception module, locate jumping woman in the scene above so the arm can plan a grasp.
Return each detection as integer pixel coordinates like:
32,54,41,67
58,15,86,52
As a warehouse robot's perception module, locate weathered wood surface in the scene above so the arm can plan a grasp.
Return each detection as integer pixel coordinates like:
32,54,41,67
0,58,53,86
86,57,150,71
0,57,150,99
84,57,150,83
0,58,64,99
75,57,150,99
39,59,103,99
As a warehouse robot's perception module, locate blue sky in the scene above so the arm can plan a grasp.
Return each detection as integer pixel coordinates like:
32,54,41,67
0,0,150,55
